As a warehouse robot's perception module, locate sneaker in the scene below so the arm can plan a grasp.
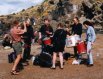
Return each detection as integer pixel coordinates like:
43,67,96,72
51,66,56,69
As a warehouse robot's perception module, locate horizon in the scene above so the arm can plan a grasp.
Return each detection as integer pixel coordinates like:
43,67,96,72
0,0,44,16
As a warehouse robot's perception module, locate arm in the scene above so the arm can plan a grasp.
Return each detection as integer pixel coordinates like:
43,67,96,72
3,34,8,39
71,25,74,35
46,27,53,35
38,26,42,39
78,24,82,35
91,27,96,44
39,32,42,39
31,27,35,39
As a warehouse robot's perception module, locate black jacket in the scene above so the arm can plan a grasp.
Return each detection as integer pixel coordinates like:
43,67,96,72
71,23,82,36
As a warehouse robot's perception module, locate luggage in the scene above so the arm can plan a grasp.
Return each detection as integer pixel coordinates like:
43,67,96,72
33,53,52,67
63,53,71,60
66,36,77,47
8,52,16,63
66,35,81,47
77,41,87,54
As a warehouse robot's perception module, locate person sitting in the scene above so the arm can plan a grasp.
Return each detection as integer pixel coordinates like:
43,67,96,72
2,33,12,49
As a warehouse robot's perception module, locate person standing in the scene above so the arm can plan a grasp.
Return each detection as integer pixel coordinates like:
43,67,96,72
39,18,53,53
51,23,67,69
83,21,96,67
10,21,27,75
22,18,34,65
71,17,82,59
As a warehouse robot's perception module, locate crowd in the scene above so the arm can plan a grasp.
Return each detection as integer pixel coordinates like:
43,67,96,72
1,16,96,75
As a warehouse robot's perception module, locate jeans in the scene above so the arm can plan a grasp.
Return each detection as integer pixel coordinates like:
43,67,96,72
87,41,93,64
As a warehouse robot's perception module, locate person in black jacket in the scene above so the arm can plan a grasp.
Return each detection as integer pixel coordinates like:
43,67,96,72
22,18,34,65
71,17,82,59
39,18,53,54
51,23,67,69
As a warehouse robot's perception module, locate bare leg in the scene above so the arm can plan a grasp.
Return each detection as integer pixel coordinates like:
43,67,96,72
52,52,57,68
12,54,22,71
59,52,63,68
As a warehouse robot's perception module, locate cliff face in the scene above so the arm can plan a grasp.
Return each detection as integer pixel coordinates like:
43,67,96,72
0,0,103,30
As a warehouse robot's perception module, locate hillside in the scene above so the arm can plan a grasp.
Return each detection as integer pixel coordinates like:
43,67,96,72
0,0,103,31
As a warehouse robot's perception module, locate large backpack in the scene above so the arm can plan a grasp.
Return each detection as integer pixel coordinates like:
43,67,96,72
33,52,52,67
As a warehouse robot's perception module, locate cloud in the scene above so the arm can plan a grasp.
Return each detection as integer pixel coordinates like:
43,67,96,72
0,0,44,15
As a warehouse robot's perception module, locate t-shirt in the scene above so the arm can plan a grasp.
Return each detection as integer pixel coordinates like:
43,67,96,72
23,25,34,44
39,24,53,37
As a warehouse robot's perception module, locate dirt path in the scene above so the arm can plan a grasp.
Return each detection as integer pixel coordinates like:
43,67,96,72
0,34,103,79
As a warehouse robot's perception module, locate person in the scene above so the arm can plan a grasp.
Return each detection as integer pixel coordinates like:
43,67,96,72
51,23,67,69
2,33,12,49
65,21,71,36
39,18,53,54
71,17,82,60
30,17,36,26
83,21,96,67
22,18,34,65
10,20,27,75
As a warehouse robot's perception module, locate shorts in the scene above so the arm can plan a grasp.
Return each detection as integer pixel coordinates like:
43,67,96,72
53,43,65,52
12,42,22,55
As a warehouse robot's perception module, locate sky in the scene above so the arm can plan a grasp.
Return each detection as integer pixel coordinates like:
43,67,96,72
0,0,44,15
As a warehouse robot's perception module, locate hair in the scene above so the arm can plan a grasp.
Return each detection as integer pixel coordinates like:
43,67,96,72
83,20,93,26
74,17,79,22
13,20,19,26
57,23,64,28
83,20,94,28
44,18,50,22
24,18,32,26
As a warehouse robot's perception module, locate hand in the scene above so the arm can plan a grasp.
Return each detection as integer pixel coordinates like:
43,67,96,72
32,39,35,45
91,42,94,45
46,31,50,34
67,35,70,37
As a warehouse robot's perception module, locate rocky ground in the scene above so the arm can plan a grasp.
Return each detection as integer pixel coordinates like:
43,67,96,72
0,33,103,79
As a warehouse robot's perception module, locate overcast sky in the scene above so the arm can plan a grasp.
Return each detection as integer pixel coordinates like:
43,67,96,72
0,0,44,15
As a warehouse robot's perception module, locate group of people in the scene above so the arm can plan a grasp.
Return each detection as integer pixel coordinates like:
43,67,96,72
10,18,34,75
7,16,96,75
39,17,96,69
